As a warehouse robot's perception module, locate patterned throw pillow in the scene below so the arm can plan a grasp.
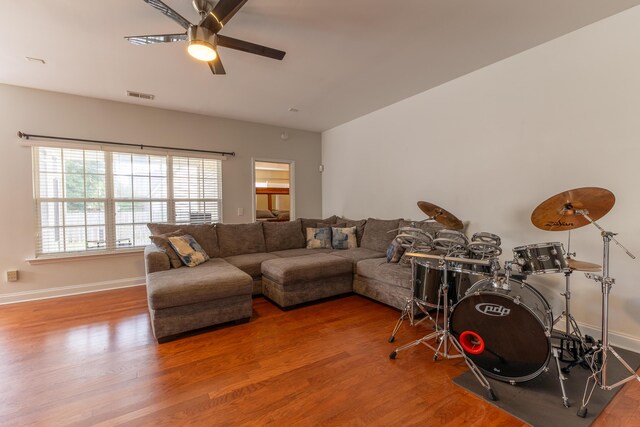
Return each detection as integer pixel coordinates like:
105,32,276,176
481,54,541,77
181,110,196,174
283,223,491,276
149,229,184,269
306,227,332,249
386,239,406,263
332,226,357,250
168,234,210,267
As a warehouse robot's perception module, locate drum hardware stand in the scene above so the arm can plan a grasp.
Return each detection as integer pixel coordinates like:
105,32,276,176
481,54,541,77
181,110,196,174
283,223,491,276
389,257,497,401
553,267,593,372
573,210,640,418
388,257,438,343
552,347,571,407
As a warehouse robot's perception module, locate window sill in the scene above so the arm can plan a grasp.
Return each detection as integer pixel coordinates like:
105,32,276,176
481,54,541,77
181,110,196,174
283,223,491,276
26,249,144,265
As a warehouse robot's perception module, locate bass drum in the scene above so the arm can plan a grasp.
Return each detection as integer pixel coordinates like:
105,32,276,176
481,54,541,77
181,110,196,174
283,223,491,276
449,278,553,383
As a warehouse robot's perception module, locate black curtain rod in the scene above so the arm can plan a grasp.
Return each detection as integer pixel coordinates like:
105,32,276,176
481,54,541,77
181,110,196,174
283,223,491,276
17,131,236,157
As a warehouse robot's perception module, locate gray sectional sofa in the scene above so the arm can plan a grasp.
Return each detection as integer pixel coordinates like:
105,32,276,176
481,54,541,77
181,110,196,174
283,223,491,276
144,216,451,341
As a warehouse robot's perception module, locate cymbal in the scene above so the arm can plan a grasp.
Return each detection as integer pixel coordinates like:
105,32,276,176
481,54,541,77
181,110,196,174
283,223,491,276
417,201,464,230
531,187,615,231
566,258,602,272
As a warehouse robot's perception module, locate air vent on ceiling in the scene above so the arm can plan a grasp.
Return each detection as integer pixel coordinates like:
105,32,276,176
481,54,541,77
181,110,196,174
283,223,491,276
127,90,155,100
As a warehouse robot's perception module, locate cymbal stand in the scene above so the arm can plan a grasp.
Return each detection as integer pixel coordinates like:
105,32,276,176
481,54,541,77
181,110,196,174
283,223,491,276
575,210,640,418
389,258,496,401
388,257,437,343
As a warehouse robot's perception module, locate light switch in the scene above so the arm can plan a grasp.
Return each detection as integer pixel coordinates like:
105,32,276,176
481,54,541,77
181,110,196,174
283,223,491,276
237,208,244,216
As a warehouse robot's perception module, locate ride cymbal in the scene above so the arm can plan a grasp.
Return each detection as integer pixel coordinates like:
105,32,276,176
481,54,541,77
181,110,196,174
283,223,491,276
417,201,464,230
566,258,602,272
531,187,615,231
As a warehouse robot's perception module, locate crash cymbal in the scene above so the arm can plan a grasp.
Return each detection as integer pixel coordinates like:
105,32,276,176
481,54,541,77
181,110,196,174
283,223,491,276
531,187,615,231
417,201,464,230
566,258,602,272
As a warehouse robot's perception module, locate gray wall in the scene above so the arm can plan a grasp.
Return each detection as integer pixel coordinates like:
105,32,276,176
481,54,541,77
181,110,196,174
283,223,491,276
0,84,321,301
322,8,640,349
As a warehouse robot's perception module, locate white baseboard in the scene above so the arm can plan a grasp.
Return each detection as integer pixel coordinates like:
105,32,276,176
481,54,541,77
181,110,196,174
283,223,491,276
575,321,640,353
0,277,145,305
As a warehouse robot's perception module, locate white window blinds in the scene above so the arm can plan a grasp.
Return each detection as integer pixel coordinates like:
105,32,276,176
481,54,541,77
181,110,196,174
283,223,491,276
33,146,222,256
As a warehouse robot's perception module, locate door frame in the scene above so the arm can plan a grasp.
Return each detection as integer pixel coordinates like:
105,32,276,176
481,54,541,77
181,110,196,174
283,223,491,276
251,158,295,222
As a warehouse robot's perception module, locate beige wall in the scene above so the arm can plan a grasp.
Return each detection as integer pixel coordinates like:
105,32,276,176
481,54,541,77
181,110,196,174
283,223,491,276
322,7,640,349
0,84,321,302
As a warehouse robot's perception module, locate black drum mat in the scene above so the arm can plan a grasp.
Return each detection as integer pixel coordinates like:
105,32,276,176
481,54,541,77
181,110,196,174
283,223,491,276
453,347,640,426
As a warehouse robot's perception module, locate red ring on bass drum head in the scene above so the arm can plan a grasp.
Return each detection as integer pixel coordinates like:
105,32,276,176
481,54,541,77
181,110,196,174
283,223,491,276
460,330,485,355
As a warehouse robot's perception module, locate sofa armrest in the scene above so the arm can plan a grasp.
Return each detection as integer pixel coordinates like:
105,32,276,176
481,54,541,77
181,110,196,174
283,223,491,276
144,244,171,274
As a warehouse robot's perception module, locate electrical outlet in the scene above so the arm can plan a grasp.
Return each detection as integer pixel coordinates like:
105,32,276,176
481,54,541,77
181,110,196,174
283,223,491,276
6,270,18,282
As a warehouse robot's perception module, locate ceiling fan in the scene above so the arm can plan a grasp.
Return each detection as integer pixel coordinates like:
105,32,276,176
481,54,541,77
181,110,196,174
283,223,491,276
125,0,286,75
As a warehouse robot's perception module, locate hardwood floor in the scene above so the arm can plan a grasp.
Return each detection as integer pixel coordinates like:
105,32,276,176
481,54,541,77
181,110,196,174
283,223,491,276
0,287,638,426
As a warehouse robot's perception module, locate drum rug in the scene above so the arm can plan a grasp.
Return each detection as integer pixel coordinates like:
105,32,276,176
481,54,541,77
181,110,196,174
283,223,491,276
453,346,640,426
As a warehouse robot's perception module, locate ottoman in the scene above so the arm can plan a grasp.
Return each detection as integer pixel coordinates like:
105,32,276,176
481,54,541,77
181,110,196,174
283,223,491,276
261,253,354,308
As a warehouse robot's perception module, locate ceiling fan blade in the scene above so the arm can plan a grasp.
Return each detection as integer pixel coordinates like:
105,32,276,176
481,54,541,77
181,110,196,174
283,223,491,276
144,0,192,30
217,35,286,60
208,56,226,75
125,33,187,45
201,0,248,33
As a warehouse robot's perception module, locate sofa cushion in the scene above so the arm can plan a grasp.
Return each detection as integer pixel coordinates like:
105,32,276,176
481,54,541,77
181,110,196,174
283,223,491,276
148,223,220,258
216,222,266,257
261,253,352,286
300,216,338,234
269,248,334,258
332,226,357,250
146,258,252,310
360,218,401,253
339,217,367,247
223,252,279,278
149,229,184,268
356,258,412,290
168,234,210,267
330,247,386,265
306,227,332,249
264,219,305,252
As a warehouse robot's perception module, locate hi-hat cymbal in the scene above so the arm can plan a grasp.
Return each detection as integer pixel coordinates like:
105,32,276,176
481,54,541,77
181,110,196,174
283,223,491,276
531,187,615,231
566,258,602,272
417,201,464,230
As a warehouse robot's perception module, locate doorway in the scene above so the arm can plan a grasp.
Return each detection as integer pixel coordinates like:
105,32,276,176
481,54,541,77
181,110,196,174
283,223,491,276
252,159,294,222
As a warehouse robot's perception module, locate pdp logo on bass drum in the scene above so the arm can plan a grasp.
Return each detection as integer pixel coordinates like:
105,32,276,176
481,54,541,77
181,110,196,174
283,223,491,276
475,303,511,317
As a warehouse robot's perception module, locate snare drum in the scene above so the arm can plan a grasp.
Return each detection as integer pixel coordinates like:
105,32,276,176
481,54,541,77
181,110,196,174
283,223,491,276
513,242,568,275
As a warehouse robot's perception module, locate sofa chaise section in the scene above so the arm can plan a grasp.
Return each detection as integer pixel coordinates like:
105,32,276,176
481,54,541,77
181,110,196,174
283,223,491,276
146,258,253,341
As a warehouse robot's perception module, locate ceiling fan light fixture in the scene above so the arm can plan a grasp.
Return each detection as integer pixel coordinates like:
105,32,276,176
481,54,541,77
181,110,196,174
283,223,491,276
187,25,217,62
188,41,217,61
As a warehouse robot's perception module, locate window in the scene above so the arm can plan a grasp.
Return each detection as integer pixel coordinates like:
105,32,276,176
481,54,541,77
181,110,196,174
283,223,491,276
33,146,222,256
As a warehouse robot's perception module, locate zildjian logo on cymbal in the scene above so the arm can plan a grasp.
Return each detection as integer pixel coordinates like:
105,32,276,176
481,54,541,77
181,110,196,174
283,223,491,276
545,220,574,227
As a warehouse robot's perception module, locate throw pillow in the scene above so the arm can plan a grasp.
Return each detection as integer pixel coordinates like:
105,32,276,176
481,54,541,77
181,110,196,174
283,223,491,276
256,209,276,219
332,226,357,250
386,239,406,263
149,229,184,269
306,227,332,249
168,234,210,267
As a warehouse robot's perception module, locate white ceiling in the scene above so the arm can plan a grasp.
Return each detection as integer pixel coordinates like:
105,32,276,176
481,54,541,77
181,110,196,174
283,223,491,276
1,1,639,132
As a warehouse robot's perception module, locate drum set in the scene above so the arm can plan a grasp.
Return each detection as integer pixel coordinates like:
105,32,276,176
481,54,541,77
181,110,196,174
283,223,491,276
387,188,640,416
